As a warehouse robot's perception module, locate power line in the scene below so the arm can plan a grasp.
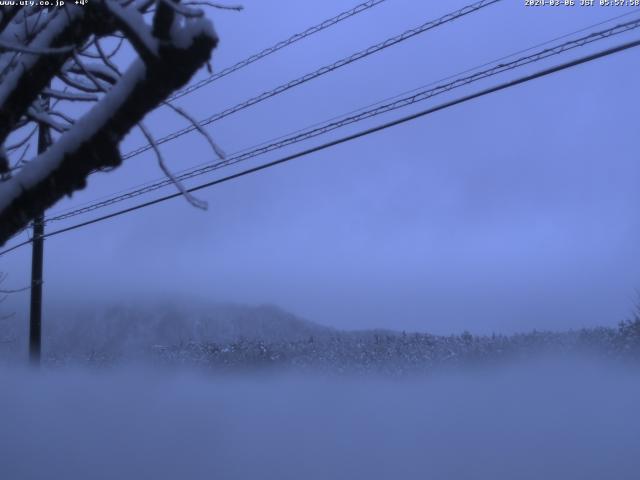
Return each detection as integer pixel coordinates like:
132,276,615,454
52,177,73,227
46,16,640,223
48,9,639,220
47,0,504,219
168,0,390,102
26,0,391,219
346,8,640,115
0,35,633,257
122,0,502,160
0,238,31,257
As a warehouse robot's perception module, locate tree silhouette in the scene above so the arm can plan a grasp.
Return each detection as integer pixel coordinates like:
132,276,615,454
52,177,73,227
0,2,227,245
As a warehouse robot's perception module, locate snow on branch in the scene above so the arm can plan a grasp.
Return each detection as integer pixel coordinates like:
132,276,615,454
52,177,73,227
0,38,74,55
184,2,243,11
159,0,205,19
0,6,88,147
26,106,68,133
65,60,120,85
104,0,159,62
0,2,219,245
42,88,99,102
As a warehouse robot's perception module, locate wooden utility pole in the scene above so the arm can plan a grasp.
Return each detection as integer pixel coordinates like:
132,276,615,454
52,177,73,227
29,119,49,365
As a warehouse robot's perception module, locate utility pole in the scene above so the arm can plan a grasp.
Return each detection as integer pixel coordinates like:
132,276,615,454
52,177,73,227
29,114,49,365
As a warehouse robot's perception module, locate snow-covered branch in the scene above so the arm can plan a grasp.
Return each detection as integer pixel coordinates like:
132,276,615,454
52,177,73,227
0,2,219,244
0,38,74,55
104,0,159,62
0,6,89,147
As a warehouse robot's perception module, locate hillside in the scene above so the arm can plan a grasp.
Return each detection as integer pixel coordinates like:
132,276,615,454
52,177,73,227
35,301,334,359
3,301,639,371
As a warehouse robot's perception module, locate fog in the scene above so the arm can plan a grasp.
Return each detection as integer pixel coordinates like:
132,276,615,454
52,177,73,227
2,1,640,477
3,1,640,334
1,358,638,479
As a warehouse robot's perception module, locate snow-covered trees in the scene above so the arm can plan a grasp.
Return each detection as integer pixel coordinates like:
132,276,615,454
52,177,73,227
0,2,222,245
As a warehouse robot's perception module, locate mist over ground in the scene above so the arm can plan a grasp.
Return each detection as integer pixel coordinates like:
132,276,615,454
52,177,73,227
1,301,639,479
2,1,640,478
1,358,638,480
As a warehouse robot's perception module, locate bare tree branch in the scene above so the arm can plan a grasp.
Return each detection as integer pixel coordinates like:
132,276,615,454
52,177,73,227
0,38,74,55
0,5,219,243
138,121,208,210
0,6,93,147
162,100,226,160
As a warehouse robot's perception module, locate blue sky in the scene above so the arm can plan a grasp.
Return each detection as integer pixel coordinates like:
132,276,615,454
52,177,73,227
3,0,640,334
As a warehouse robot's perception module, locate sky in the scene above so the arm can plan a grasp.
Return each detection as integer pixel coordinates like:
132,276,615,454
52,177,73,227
2,0,640,335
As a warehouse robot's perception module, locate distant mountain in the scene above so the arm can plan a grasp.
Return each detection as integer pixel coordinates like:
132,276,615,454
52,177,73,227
187,303,334,343
5,300,639,370
42,301,334,357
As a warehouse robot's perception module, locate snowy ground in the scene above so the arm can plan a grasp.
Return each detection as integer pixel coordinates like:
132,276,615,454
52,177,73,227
1,357,638,480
